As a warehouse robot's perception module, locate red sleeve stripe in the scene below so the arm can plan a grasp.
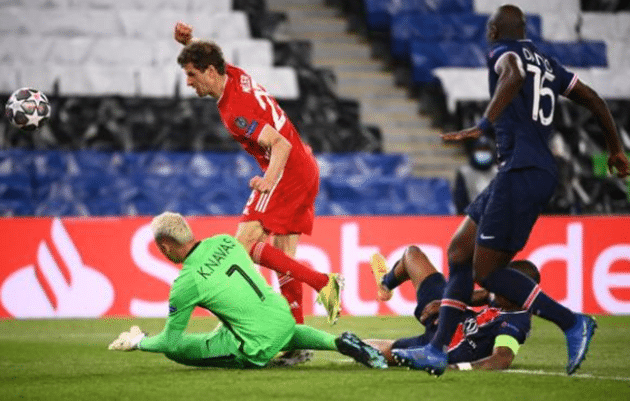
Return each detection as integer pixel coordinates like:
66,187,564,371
563,73,579,96
522,285,541,311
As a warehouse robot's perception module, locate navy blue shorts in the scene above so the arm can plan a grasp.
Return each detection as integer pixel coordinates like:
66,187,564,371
392,273,445,350
465,167,557,252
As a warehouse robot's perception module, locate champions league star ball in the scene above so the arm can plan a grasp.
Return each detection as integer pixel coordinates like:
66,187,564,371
5,87,51,131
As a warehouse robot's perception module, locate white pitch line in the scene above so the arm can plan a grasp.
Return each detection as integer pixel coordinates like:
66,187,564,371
504,369,630,382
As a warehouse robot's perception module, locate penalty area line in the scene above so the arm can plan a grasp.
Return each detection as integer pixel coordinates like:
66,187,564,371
504,369,630,382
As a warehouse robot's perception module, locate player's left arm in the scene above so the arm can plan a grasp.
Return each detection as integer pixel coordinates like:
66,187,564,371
449,335,519,371
566,79,629,178
442,52,525,141
250,124,292,192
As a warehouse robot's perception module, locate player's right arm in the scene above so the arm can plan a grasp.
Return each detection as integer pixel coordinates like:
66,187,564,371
566,80,629,178
249,124,292,193
137,279,196,354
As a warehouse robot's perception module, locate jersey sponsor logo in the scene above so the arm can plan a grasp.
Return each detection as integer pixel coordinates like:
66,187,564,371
235,116,248,130
0,218,114,318
480,233,495,240
245,120,259,137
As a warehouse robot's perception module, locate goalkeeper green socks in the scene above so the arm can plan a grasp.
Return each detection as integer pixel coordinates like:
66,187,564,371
283,325,337,351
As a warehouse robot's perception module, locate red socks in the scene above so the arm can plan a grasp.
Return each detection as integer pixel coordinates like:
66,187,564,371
250,242,329,291
278,274,304,324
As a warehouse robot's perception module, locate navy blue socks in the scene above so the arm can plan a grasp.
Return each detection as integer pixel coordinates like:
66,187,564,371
429,263,473,350
482,268,577,331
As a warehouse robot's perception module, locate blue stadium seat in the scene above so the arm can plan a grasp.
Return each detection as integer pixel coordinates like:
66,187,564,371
0,173,35,216
0,150,457,216
391,12,541,61
404,177,455,215
536,41,608,67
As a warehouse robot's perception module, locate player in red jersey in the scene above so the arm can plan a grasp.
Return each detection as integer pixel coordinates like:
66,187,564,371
173,23,341,363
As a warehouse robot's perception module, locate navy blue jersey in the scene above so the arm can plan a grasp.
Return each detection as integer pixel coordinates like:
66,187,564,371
446,307,531,364
488,39,577,175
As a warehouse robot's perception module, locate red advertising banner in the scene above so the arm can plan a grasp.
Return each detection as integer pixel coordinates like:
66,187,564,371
0,216,629,318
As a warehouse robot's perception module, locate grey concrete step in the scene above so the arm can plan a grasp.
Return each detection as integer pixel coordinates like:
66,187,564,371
287,17,348,34
270,0,463,182
337,83,408,98
283,6,340,19
312,42,372,59
360,97,420,115
267,0,326,8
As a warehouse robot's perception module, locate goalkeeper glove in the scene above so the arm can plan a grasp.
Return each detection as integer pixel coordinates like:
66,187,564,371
108,326,146,351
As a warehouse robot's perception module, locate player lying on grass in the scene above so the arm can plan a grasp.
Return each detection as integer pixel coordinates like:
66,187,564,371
367,246,539,371
108,212,387,369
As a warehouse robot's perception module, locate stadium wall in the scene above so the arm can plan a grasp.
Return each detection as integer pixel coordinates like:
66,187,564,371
0,215,628,318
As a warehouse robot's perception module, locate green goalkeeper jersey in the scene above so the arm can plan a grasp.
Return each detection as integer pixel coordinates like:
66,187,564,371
139,234,296,363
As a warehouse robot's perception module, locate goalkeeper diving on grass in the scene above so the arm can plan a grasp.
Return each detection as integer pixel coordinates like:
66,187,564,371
108,212,388,369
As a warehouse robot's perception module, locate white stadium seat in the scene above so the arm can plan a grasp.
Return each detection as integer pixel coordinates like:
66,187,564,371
188,0,232,13
137,65,181,97
48,37,95,65
245,66,300,100
542,13,580,41
233,39,274,68
88,38,156,66
0,36,56,65
15,64,60,94
433,68,489,113
29,9,123,37
580,12,623,42
434,66,630,114
153,39,184,67
0,7,28,36
0,65,18,94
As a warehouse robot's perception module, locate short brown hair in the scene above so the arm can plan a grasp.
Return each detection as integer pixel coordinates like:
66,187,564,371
177,41,226,74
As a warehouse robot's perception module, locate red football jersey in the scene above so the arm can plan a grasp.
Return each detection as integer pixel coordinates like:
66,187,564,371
217,64,318,177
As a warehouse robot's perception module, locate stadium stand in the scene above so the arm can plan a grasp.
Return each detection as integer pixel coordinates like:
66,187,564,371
0,0,459,217
329,0,629,213
0,149,455,216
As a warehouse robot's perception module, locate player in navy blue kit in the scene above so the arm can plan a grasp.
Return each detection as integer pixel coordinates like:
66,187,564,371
392,4,629,376
368,246,537,371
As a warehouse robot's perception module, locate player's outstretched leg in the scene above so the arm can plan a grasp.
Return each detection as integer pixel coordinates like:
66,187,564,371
564,313,597,375
335,332,388,369
317,273,343,324
391,344,447,376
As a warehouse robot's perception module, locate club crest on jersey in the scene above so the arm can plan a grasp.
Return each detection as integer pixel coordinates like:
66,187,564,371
240,75,252,93
235,116,248,129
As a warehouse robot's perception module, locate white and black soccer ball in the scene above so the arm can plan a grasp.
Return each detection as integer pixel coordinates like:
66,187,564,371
5,87,51,131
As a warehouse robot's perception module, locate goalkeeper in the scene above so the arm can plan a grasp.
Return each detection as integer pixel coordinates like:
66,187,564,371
108,212,387,369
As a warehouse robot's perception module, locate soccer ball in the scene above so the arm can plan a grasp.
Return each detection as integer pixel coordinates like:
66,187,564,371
5,87,51,131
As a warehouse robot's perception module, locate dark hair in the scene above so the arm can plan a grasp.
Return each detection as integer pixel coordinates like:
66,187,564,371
177,41,226,74
508,260,541,284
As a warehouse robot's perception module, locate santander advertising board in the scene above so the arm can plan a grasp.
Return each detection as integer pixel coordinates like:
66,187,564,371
0,216,628,318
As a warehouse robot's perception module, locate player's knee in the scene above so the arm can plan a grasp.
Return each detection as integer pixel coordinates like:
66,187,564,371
447,241,471,266
472,269,489,285
404,245,424,261
235,236,255,254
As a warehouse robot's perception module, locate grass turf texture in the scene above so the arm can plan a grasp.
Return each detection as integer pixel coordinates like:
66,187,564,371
1,316,629,401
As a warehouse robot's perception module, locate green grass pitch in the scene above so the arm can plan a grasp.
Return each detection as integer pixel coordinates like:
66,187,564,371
1,315,629,400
